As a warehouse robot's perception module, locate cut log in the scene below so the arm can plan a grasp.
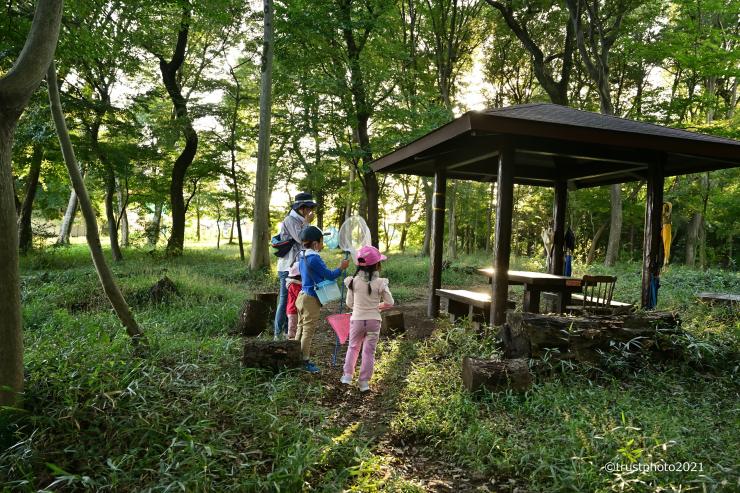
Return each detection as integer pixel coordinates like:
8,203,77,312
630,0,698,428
462,357,532,393
697,292,739,305
503,311,681,362
242,339,302,370
253,291,278,305
253,291,278,318
381,310,405,336
235,299,271,336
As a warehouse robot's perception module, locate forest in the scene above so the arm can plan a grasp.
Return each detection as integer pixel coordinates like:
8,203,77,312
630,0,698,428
1,0,739,491
2,0,738,265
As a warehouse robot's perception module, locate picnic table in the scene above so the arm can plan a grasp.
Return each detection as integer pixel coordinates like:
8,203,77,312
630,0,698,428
478,268,583,314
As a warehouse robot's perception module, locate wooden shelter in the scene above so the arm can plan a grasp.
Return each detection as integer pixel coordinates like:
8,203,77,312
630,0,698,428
370,103,740,324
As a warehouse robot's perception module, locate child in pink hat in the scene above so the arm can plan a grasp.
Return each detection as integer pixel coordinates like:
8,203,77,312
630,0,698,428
340,245,394,392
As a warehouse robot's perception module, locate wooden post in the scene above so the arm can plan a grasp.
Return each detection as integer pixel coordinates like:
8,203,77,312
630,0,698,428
491,145,514,326
551,179,567,275
427,166,447,317
641,156,664,308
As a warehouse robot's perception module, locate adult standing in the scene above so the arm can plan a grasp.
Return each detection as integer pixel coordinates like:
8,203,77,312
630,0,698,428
274,192,316,338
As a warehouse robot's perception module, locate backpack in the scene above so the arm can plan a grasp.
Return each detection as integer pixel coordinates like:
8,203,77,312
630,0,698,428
271,233,295,258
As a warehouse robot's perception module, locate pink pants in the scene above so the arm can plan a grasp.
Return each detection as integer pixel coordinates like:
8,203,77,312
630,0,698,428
342,319,381,382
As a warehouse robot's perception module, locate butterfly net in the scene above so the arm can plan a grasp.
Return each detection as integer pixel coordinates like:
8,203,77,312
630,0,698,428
338,215,372,263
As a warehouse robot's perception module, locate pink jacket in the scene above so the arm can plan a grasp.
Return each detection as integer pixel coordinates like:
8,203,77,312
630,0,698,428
344,272,394,321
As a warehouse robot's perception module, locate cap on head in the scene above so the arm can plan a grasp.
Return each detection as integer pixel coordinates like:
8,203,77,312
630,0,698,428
292,192,317,210
356,245,387,267
300,225,324,243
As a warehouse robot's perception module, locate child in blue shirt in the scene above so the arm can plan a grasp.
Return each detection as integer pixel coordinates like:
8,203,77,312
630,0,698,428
296,226,349,373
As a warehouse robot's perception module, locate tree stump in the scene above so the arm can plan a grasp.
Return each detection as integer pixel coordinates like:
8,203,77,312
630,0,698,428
242,339,302,370
149,276,177,303
253,291,278,319
232,292,279,336
235,299,272,336
462,357,532,393
503,311,681,362
381,310,405,336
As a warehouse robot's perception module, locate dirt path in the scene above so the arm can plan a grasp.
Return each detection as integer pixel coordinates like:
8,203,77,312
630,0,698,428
304,300,519,492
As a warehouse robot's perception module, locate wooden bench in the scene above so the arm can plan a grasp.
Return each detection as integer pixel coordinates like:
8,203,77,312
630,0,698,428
436,289,515,327
697,292,739,306
569,293,634,315
542,292,634,314
570,293,633,308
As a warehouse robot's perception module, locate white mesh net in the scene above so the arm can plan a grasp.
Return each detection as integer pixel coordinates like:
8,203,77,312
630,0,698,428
338,215,372,263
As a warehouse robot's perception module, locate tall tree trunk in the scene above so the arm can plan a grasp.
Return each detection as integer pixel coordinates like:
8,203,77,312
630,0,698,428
567,0,624,265
604,184,622,266
48,62,146,344
356,116,379,247
116,177,129,247
587,220,608,265
216,204,222,250
229,122,245,261
229,211,235,244
728,76,738,119
57,188,78,245
345,164,355,221
226,62,245,261
726,231,733,266
706,76,717,123
148,202,162,247
17,144,43,253
250,0,274,271
698,217,707,270
104,162,123,261
232,171,245,260
447,181,457,258
13,179,22,217
699,173,710,270
157,9,198,256
0,0,64,407
0,118,23,407
89,111,123,261
398,178,418,253
485,182,495,252
686,212,702,268
421,177,432,256
339,0,379,246
315,190,325,229
195,199,201,242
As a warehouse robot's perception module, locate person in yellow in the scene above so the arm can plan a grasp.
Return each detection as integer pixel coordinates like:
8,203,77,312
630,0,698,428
662,202,672,269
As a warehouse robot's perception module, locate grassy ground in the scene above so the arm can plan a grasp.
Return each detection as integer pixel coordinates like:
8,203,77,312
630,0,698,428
1,244,738,492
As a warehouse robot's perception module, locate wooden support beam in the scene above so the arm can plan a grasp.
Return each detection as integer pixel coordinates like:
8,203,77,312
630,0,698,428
550,179,567,275
427,166,447,318
491,145,515,326
641,156,665,308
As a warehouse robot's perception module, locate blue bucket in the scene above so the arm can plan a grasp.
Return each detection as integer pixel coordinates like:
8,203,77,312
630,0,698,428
315,279,341,304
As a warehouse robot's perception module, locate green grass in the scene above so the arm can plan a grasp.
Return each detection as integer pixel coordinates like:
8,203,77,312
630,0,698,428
2,244,738,491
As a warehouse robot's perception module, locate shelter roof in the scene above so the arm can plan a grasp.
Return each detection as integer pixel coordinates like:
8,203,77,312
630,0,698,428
370,103,740,188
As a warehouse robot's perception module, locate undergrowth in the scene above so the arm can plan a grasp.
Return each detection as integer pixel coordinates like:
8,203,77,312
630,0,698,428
1,244,738,491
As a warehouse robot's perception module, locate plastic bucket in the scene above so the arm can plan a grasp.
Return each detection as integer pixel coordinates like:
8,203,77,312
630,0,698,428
315,279,341,304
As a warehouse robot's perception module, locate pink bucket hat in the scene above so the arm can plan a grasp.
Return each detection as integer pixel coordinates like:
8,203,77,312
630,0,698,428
356,245,387,266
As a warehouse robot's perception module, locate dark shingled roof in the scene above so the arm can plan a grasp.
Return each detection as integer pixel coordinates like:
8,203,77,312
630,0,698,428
370,103,740,188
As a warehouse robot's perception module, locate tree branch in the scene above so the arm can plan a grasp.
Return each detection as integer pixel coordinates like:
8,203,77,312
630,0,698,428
0,0,64,104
